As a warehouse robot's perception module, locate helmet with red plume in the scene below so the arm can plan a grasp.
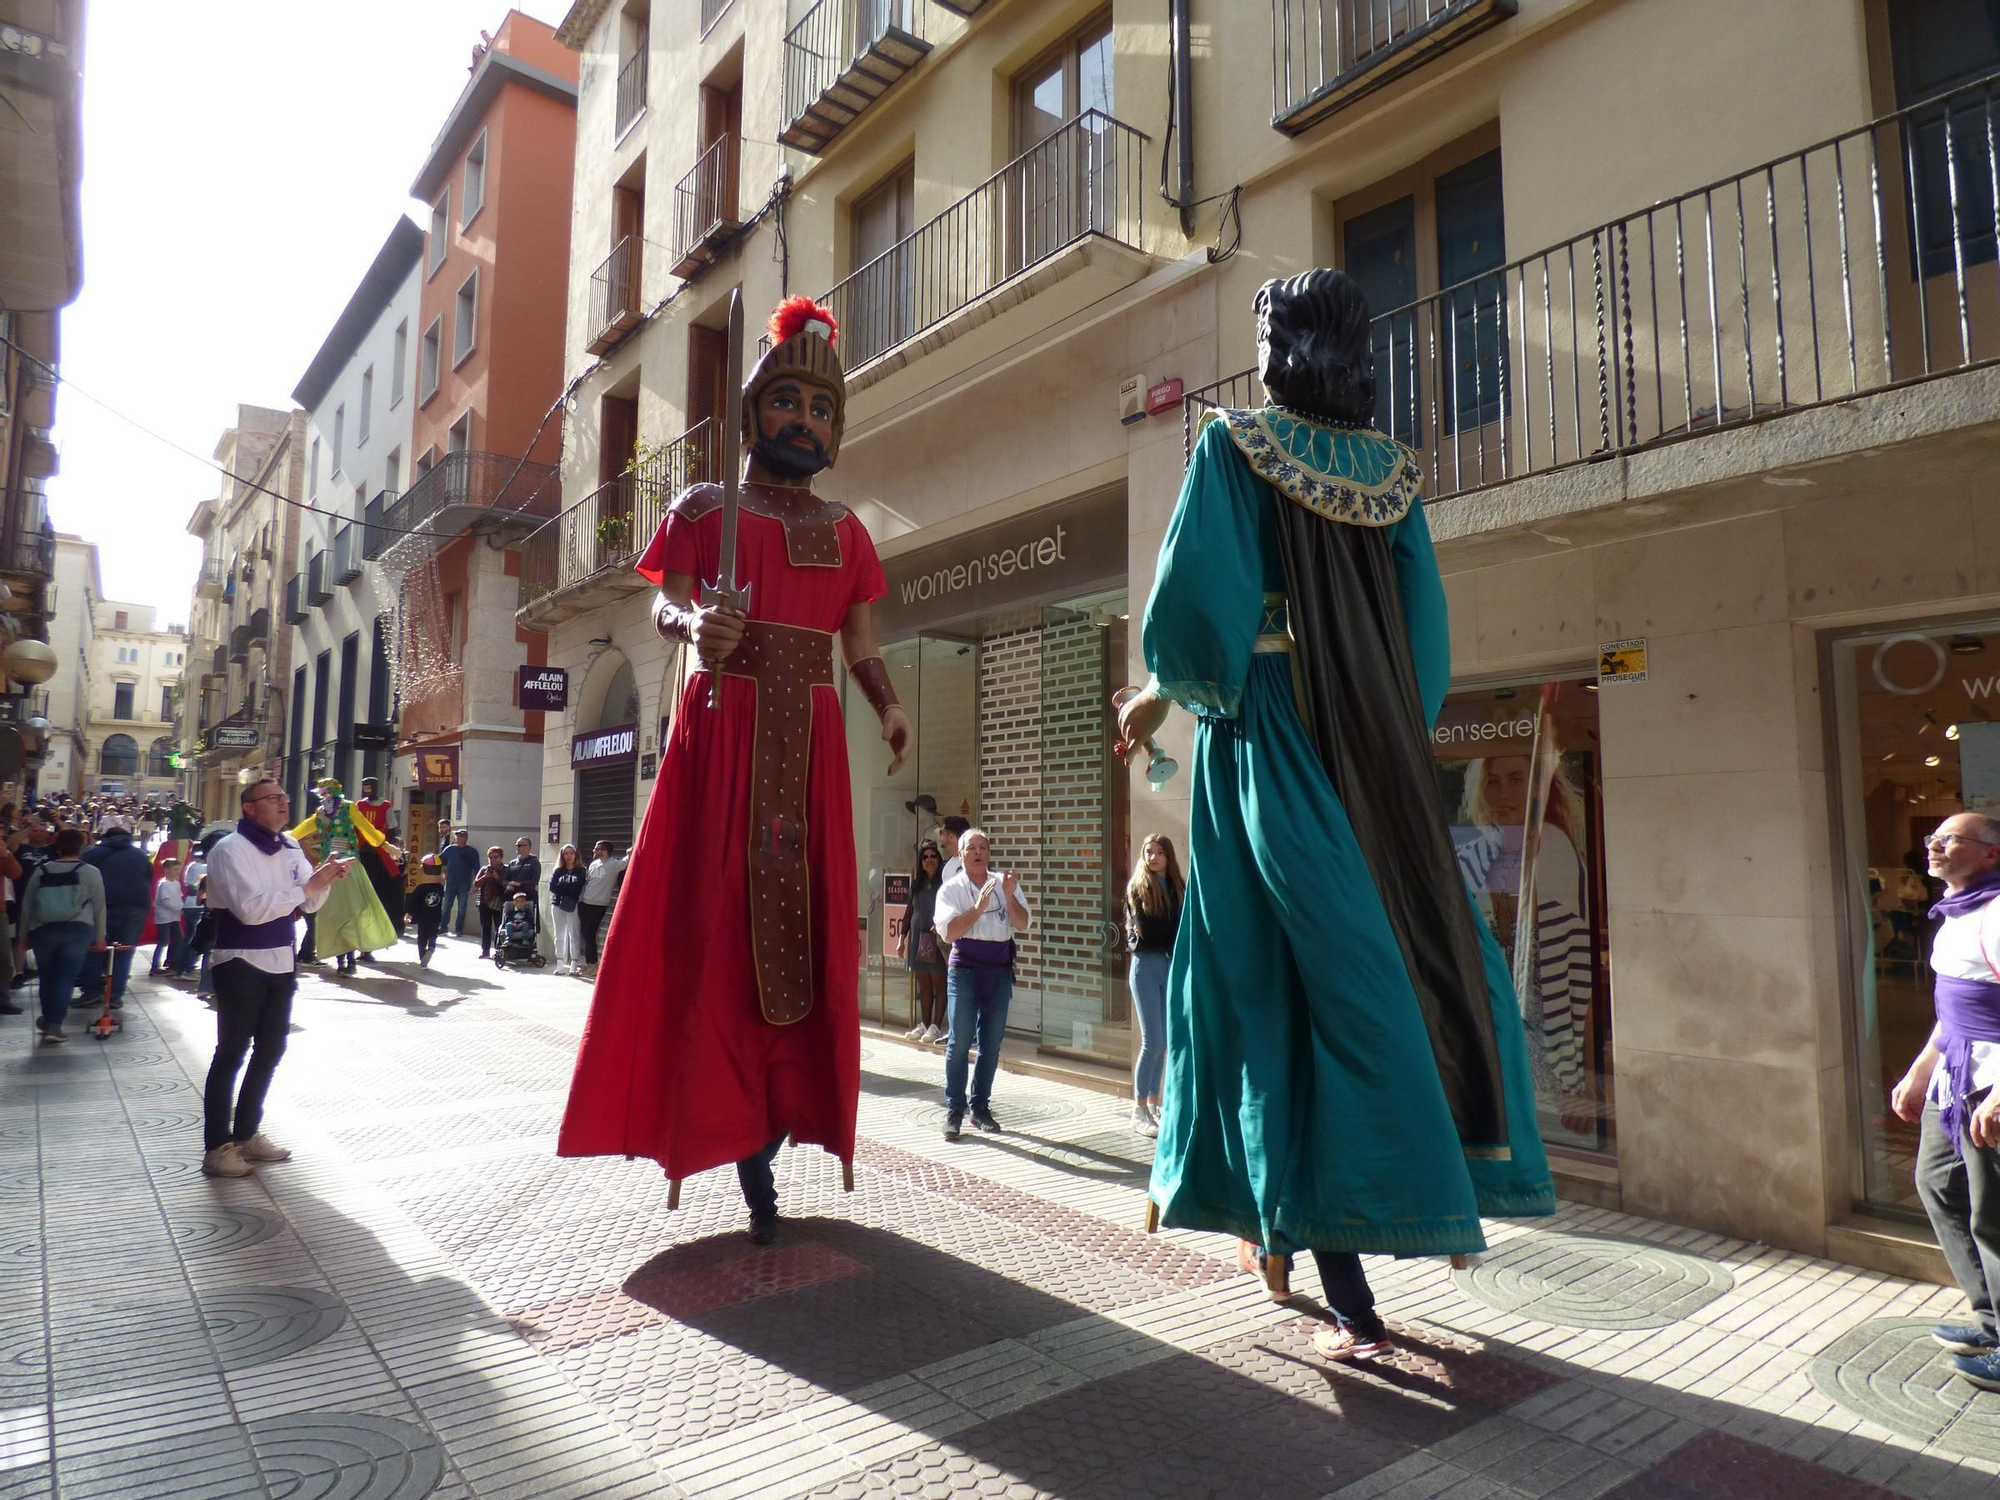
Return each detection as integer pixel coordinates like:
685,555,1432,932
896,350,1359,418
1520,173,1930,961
743,296,847,464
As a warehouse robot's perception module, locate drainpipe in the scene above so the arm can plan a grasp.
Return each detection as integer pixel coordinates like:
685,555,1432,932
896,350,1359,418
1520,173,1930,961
1170,0,1195,237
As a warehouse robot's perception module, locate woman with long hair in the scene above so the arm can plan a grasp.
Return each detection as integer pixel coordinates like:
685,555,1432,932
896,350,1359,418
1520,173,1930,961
1454,748,1595,1119
897,841,949,1042
548,844,588,976
1125,834,1185,1138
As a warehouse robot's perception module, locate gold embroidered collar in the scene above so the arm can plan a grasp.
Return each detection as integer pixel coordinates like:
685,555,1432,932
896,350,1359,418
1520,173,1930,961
1201,407,1420,526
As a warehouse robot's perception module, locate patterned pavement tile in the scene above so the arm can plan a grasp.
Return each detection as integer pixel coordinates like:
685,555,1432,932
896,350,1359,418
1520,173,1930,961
1450,1233,1734,1331
1598,1430,1903,1499
1808,1317,2000,1460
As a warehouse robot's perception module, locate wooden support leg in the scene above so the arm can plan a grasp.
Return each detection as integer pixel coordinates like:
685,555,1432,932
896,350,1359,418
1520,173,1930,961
842,1161,855,1192
1449,1254,1469,1270
1142,1199,1160,1234
667,1179,682,1211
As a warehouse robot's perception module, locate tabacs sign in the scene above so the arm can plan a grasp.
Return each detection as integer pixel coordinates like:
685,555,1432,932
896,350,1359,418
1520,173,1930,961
414,746,460,789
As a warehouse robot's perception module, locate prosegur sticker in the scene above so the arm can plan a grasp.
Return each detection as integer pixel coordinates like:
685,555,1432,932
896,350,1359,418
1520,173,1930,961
1598,638,1648,684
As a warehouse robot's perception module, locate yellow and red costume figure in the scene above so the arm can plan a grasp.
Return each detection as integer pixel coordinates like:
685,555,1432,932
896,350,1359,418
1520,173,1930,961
559,297,911,1237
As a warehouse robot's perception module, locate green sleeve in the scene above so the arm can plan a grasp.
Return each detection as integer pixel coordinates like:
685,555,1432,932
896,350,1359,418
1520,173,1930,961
1141,420,1267,719
1391,496,1452,729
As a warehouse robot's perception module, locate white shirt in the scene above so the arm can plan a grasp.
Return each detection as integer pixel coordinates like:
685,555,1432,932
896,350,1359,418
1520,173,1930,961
933,868,1033,945
183,857,207,893
581,854,629,905
153,880,185,924
1929,901,2000,1103
940,854,964,887
205,828,332,975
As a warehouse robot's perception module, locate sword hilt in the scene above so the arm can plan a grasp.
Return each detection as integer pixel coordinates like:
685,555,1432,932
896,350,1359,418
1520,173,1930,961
698,578,751,710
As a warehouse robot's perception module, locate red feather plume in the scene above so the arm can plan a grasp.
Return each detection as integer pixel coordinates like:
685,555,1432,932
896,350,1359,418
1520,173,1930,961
767,295,838,349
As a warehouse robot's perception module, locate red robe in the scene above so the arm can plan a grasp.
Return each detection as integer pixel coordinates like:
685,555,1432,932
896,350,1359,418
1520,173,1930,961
557,486,885,1180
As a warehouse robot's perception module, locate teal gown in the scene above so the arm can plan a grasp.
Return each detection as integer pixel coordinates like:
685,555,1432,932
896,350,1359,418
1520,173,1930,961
1145,409,1556,1258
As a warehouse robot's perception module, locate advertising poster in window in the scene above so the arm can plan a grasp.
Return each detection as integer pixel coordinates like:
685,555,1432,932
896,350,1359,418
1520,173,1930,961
1431,680,1612,1156
882,871,911,972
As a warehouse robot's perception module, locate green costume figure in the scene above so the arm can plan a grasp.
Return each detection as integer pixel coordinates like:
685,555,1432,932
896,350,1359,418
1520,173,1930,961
291,779,398,970
1120,271,1555,1297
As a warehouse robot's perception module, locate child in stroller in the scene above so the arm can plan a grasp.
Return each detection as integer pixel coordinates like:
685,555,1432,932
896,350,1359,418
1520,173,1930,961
494,889,543,969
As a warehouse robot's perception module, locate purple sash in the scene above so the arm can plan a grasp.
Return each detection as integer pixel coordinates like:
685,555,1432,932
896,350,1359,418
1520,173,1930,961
1934,973,2000,1154
950,936,1017,970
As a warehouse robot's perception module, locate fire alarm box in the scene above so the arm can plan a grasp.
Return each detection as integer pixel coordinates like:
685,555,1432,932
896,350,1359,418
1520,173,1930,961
1146,378,1184,417
1119,373,1148,426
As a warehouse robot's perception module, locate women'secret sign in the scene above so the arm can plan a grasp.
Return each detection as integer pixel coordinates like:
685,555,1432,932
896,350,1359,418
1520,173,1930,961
571,724,638,768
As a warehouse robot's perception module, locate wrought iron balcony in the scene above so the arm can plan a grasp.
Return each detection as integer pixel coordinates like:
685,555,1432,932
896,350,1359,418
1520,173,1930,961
1186,72,2000,505
1271,0,1516,135
332,522,362,584
361,453,560,562
362,490,394,561
196,557,226,600
816,109,1147,371
781,0,934,154
519,419,720,620
586,236,644,355
700,0,734,30
615,45,647,138
306,549,330,605
285,573,307,625
670,137,742,279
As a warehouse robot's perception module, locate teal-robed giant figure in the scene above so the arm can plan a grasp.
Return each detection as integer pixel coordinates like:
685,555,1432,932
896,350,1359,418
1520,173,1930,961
1131,273,1555,1262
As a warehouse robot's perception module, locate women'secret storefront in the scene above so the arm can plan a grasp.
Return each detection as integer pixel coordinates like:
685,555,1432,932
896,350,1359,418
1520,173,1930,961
843,486,1135,1071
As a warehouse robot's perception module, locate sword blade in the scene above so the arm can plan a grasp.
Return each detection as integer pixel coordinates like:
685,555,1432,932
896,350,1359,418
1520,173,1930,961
716,288,746,592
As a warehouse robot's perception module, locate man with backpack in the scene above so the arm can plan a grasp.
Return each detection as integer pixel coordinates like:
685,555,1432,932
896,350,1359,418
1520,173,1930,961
78,814,153,1010
20,827,106,1044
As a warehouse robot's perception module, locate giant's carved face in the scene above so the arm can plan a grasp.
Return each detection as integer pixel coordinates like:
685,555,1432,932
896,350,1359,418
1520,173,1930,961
752,377,839,478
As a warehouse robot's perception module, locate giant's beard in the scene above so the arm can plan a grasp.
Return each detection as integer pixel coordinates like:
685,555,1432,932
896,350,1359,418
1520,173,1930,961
753,426,832,479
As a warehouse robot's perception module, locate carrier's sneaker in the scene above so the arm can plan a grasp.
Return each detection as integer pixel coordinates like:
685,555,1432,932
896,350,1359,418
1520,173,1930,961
235,1133,292,1163
1130,1104,1159,1139
1933,1323,1998,1356
35,1020,64,1045
943,1111,964,1142
970,1107,1001,1134
1312,1325,1394,1362
202,1143,253,1178
1951,1350,2000,1391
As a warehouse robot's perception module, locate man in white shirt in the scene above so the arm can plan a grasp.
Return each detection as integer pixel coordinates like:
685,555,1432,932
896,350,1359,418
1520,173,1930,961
931,829,1031,1141
1892,812,2000,1390
935,816,970,887
578,839,628,971
200,778,348,1180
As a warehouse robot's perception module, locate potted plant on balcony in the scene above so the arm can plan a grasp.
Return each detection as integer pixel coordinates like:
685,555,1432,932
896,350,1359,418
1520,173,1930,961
595,514,631,552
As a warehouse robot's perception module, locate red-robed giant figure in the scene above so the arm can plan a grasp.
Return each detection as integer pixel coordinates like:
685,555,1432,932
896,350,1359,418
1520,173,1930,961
558,295,911,1245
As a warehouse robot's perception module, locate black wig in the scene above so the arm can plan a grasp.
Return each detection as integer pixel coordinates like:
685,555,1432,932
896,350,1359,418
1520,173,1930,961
1254,269,1377,425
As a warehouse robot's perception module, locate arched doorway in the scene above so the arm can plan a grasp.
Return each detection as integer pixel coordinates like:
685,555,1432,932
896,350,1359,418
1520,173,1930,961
147,737,175,779
571,651,640,857
100,733,138,778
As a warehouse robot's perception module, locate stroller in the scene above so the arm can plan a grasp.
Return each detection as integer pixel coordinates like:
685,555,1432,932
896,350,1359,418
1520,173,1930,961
493,896,545,970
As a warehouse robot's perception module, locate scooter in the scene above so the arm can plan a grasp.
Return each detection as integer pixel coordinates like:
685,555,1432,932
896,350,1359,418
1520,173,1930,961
87,943,138,1040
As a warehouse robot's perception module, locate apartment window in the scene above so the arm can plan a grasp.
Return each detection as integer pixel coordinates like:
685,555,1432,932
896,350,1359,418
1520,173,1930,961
113,682,134,720
428,189,449,275
309,437,320,498
447,412,473,455
420,317,442,402
847,161,915,365
159,685,173,721
114,610,128,630
1010,15,1114,272
415,447,438,480
312,650,332,747
1888,3,2000,276
462,130,487,226
453,270,479,366
391,321,408,406
384,448,401,495
1337,136,1506,445
332,404,346,475
358,368,373,445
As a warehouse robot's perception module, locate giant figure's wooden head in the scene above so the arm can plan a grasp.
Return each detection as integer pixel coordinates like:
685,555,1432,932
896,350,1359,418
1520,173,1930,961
1254,269,1377,426
742,297,846,476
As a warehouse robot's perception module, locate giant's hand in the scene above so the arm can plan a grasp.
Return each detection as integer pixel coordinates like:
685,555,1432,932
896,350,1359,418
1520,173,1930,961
690,606,748,661
1116,687,1169,763
882,705,913,776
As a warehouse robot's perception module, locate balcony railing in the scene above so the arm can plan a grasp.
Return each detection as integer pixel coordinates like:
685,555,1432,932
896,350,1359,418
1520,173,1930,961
519,419,721,615
285,573,306,625
1272,0,1516,135
332,522,362,584
615,45,648,138
362,489,395,560
670,136,742,279
1188,73,2000,506
228,624,251,664
781,0,934,154
0,524,54,581
307,549,330,605
816,109,1146,371
361,453,560,562
196,558,226,599
586,236,644,355
701,0,734,31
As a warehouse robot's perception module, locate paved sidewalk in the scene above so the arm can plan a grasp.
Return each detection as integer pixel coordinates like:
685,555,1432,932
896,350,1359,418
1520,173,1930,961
4,936,2000,1499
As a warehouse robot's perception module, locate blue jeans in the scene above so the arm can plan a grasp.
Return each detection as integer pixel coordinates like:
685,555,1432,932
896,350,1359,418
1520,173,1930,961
943,963,1013,1114
78,906,145,1005
443,882,472,935
31,921,93,1029
1129,950,1169,1099
153,921,186,975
